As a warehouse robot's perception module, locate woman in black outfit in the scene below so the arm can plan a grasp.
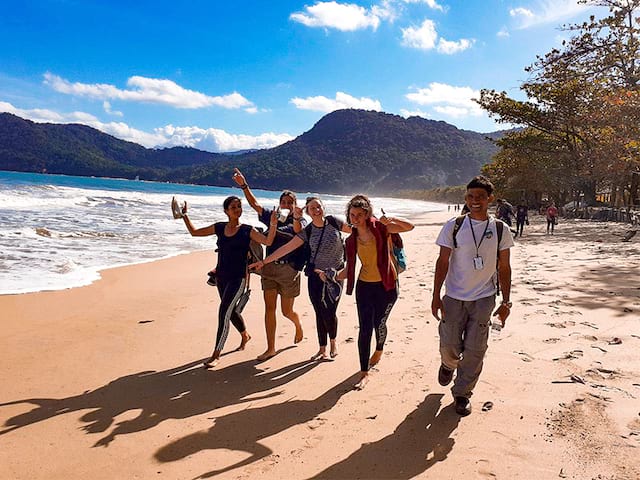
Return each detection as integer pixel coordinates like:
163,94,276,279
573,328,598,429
180,196,277,368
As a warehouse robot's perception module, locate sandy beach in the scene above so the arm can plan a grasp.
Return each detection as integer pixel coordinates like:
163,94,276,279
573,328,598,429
1,209,639,480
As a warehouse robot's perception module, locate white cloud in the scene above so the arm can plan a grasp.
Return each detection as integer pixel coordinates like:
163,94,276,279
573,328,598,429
401,0,445,12
43,72,253,110
510,1,592,29
437,38,474,54
497,26,510,38
103,101,123,117
401,19,438,49
401,19,473,54
0,101,292,152
510,7,534,18
290,91,382,112
405,82,484,117
400,108,431,118
155,125,294,152
290,2,381,31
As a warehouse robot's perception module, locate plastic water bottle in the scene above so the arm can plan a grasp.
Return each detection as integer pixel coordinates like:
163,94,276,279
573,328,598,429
491,318,503,338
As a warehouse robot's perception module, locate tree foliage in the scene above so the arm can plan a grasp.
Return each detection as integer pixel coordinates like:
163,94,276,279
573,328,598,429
477,0,640,207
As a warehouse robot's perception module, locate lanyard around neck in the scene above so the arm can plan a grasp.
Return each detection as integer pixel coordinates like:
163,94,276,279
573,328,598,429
467,215,490,256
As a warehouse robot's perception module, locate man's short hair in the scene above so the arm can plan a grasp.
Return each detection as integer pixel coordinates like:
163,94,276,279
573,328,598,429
466,175,494,195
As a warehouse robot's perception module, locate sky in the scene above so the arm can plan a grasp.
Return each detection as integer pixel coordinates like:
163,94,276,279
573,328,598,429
0,0,605,153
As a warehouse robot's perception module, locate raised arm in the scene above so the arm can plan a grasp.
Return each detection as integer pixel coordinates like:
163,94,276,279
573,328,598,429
232,168,263,215
180,202,215,236
379,215,414,234
431,246,451,321
250,210,278,246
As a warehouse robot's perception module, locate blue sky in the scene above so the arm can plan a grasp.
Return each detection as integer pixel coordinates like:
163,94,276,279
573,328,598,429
0,0,603,153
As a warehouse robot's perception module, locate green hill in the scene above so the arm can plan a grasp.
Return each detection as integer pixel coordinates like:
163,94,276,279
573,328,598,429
0,110,500,194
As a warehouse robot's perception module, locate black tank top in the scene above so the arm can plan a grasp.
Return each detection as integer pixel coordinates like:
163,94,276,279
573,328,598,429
214,222,252,280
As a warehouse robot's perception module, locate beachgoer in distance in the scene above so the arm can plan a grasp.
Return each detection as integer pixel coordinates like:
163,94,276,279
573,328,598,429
515,201,529,237
179,196,278,368
232,168,306,361
495,198,514,227
546,202,558,234
431,175,514,416
250,196,351,361
336,194,414,390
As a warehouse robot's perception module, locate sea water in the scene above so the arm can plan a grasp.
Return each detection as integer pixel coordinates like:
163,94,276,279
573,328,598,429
0,171,446,295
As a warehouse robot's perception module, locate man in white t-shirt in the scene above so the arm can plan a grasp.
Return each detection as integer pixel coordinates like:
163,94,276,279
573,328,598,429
431,175,514,416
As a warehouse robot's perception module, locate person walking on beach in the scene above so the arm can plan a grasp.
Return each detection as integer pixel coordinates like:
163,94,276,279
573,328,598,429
495,198,514,227
179,196,278,368
546,202,558,234
250,196,351,361
431,175,514,416
515,201,529,237
232,168,306,361
337,195,414,390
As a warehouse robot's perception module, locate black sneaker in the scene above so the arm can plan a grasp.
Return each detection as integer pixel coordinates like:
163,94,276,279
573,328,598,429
454,396,472,416
438,364,454,386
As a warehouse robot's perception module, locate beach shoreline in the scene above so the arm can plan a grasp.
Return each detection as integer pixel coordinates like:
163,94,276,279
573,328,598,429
1,210,639,479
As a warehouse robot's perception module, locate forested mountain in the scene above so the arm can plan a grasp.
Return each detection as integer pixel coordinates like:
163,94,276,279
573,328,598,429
0,110,500,194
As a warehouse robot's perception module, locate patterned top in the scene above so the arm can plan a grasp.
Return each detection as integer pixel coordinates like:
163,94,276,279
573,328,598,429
296,215,345,271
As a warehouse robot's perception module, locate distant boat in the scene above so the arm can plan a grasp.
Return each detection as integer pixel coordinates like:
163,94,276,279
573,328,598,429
135,175,140,181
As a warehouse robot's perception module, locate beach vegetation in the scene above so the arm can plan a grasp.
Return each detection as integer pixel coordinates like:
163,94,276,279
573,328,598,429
477,0,640,208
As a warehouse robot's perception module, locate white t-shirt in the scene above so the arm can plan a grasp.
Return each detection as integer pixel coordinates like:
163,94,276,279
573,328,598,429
436,215,514,301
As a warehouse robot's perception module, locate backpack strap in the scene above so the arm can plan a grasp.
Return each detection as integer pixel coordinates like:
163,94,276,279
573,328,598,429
495,219,504,295
452,214,467,248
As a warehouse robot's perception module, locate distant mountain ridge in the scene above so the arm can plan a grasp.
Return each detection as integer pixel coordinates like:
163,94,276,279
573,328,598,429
0,110,502,194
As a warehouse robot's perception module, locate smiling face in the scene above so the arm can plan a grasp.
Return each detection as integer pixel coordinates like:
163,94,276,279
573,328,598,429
279,193,296,211
348,206,369,229
465,187,493,219
224,198,243,220
306,199,324,219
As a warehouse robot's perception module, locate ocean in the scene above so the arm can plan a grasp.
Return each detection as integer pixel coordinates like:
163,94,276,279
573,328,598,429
0,171,446,295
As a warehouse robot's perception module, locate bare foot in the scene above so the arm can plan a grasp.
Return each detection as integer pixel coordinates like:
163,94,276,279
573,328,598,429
294,324,304,344
237,333,251,351
354,373,369,390
203,351,221,368
257,350,276,361
310,349,327,361
369,349,383,368
330,341,338,359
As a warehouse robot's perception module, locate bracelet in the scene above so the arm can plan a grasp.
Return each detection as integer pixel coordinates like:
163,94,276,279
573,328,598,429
240,184,248,190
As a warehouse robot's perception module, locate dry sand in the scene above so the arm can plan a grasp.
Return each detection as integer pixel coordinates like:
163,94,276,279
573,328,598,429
1,210,639,480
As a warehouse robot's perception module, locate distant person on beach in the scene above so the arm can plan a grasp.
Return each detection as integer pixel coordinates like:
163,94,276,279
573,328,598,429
495,198,514,226
179,196,277,368
431,175,514,416
515,202,529,237
546,202,558,234
232,168,306,361
250,196,351,361
337,194,414,390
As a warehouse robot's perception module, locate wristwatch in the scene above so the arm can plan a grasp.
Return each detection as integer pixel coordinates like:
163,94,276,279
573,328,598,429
501,300,513,308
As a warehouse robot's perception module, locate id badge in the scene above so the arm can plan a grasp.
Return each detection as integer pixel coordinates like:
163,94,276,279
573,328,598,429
473,256,484,270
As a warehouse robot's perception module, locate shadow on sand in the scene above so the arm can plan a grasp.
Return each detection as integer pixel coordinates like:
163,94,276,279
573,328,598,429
308,393,460,479
0,355,319,447
155,374,359,478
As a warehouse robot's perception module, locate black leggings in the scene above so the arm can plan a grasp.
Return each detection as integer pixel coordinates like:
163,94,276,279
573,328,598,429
215,276,247,351
516,218,526,236
547,218,556,233
308,273,342,347
355,280,398,372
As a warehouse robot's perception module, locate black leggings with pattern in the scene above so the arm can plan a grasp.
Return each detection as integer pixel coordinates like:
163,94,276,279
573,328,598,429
355,280,398,372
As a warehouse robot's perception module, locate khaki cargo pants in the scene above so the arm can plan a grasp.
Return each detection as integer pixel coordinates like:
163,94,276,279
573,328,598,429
439,295,495,399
